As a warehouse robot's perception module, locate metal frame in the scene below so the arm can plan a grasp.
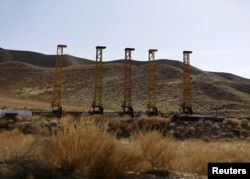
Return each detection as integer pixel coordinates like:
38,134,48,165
182,51,193,114
147,49,158,116
122,48,135,117
92,46,106,114
51,44,67,117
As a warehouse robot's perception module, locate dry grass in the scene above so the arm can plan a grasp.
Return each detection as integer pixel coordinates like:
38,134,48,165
1,116,250,178
134,130,176,171
137,116,170,130
172,139,250,175
0,128,51,177
0,129,35,161
225,118,241,127
49,118,145,179
106,116,170,137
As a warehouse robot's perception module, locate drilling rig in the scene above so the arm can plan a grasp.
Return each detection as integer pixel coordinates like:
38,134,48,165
122,48,135,118
92,46,106,114
182,51,193,114
51,44,67,118
147,49,158,116
171,50,225,121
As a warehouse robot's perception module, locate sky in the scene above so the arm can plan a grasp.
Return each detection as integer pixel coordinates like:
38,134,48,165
1,0,250,78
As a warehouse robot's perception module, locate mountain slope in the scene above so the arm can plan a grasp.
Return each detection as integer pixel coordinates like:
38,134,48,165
0,48,93,67
0,48,250,117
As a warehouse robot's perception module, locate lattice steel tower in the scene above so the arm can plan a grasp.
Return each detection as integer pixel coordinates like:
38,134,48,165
147,49,158,116
182,51,193,114
92,46,106,114
51,44,67,118
122,48,135,117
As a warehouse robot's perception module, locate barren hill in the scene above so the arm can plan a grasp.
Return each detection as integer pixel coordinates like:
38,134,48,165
1,48,250,117
0,47,93,67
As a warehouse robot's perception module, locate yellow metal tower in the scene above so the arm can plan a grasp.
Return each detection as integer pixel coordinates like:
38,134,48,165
182,51,193,114
122,48,135,117
147,49,158,116
51,44,67,117
92,46,106,114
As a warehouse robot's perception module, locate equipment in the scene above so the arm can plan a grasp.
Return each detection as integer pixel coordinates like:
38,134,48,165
122,48,135,117
182,51,193,114
92,46,106,114
147,49,158,116
51,44,67,118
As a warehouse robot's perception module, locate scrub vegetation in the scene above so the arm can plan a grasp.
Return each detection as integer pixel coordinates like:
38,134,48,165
0,116,250,178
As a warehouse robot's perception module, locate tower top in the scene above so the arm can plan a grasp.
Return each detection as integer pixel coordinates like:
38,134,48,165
183,51,192,54
149,49,158,53
125,48,135,51
57,44,67,48
96,46,106,49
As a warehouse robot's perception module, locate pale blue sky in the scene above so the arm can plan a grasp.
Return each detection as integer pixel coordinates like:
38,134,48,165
1,0,250,78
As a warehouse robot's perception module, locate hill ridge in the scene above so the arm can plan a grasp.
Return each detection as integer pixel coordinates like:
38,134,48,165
1,48,250,116
0,48,93,68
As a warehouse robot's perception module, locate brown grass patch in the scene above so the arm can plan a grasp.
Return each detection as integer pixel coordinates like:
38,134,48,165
49,119,145,178
172,139,250,175
1,116,250,178
0,129,35,161
134,130,176,171
137,116,170,131
225,118,241,127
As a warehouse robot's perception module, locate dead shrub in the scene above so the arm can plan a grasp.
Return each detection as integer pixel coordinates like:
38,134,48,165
14,115,23,122
1,116,250,178
137,117,169,131
49,120,144,179
240,118,249,128
0,128,47,174
226,118,241,127
134,130,176,171
0,128,35,161
211,123,220,130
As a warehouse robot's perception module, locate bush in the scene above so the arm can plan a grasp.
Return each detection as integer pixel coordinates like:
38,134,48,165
49,119,144,178
172,140,250,175
134,130,176,171
1,116,250,178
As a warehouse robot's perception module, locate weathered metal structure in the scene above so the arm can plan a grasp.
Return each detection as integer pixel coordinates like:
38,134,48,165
51,44,67,118
122,48,135,117
147,49,158,116
182,51,193,114
92,46,106,114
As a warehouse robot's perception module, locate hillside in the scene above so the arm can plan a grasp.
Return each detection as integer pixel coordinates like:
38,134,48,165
0,47,93,67
1,48,250,117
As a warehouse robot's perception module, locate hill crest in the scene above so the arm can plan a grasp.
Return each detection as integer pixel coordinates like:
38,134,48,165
0,48,250,117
